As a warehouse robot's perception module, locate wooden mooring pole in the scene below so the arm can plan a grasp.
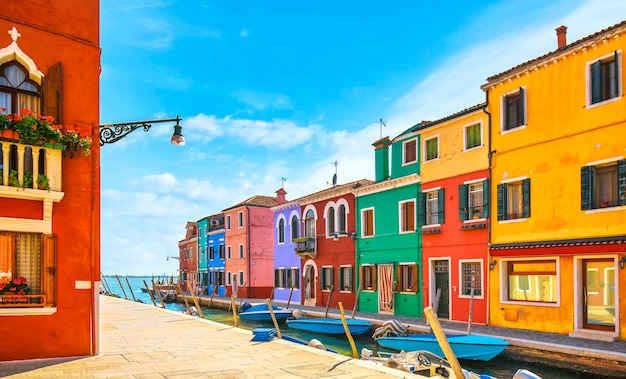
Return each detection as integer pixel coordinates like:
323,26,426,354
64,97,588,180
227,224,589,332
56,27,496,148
143,280,157,306
186,280,204,318
115,275,129,300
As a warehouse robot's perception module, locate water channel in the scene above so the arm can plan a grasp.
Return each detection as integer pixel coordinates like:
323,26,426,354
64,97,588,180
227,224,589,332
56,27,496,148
103,276,592,379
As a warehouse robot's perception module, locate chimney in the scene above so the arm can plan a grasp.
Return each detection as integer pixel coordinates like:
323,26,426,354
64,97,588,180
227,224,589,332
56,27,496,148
275,188,287,205
556,25,567,49
372,136,391,182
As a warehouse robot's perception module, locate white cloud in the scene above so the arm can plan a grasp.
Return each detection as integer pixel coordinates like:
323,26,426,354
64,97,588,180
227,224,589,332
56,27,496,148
231,89,293,111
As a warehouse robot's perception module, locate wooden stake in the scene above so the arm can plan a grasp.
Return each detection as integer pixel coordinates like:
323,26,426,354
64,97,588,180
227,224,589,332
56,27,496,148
266,298,282,339
143,280,157,306
100,273,113,294
468,287,475,335
324,285,334,318
209,286,217,308
424,306,465,379
231,295,239,327
286,287,294,309
115,275,129,300
151,279,167,308
186,280,204,318
176,283,191,313
338,302,358,358
351,281,362,319
125,277,137,302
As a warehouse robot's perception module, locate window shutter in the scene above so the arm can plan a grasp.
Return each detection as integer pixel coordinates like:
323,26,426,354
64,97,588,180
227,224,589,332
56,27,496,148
372,265,377,291
395,265,401,292
417,192,427,227
41,234,57,305
43,62,62,124
412,264,419,293
0,233,15,285
482,179,490,218
522,179,531,218
458,184,468,221
320,269,326,290
580,165,594,210
438,188,445,224
591,60,602,104
518,87,525,125
614,51,619,99
497,183,507,220
274,269,279,287
618,159,626,206
348,267,353,292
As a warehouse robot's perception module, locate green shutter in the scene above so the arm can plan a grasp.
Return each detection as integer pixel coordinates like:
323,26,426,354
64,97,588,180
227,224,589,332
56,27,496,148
618,159,626,206
320,269,326,290
581,165,594,210
497,183,507,220
519,87,525,125
522,179,531,218
438,188,445,224
330,267,334,290
458,184,468,221
274,269,279,287
348,267,353,292
614,51,619,100
591,60,602,104
482,179,490,218
503,94,510,130
417,192,427,227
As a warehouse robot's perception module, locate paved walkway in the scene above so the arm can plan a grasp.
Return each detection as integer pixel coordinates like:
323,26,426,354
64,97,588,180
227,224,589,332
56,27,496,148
0,296,410,379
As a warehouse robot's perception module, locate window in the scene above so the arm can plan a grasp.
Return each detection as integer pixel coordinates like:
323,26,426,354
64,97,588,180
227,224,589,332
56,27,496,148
226,215,231,230
278,218,285,243
227,246,231,260
339,266,353,292
506,260,557,303
219,244,225,260
0,232,56,306
396,263,418,293
403,139,417,164
361,208,374,237
338,204,347,234
217,271,225,286
460,261,482,297
227,271,231,285
0,62,41,113
502,88,526,131
238,244,244,258
360,265,377,291
424,136,438,161
287,268,299,289
239,271,244,286
464,122,481,150
400,200,415,232
419,189,445,226
459,180,488,220
209,245,214,260
238,211,243,228
581,159,626,210
320,266,333,291
291,215,299,240
589,51,620,105
497,179,530,220
274,268,286,288
327,207,335,237
304,209,315,238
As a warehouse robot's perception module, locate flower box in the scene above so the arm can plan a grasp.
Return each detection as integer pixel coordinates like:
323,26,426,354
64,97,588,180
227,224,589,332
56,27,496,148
0,294,47,307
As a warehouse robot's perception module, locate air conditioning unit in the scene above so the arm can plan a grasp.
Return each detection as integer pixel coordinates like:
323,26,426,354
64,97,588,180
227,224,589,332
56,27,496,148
210,220,219,226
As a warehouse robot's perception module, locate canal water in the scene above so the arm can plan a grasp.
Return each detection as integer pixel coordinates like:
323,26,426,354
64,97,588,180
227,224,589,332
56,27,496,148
104,276,591,379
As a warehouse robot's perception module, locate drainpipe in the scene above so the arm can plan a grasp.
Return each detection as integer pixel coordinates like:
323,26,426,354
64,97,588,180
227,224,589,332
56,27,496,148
482,89,492,326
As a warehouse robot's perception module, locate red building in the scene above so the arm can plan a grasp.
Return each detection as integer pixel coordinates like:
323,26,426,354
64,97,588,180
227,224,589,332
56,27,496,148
178,221,198,292
294,179,372,310
0,2,100,360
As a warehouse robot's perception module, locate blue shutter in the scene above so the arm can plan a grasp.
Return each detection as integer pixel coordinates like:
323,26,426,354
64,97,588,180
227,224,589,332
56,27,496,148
519,87,525,125
458,184,468,221
618,159,626,206
522,179,531,218
497,183,507,220
581,165,594,210
417,192,427,226
438,188,445,224
482,179,490,218
591,60,602,104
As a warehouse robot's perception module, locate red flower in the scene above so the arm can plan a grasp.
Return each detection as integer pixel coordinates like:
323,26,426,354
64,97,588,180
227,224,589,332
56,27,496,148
13,276,26,285
9,286,16,292
0,283,5,291
20,107,30,115
46,116,54,123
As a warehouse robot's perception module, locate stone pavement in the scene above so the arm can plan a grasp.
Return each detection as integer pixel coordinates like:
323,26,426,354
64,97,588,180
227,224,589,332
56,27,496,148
0,296,411,379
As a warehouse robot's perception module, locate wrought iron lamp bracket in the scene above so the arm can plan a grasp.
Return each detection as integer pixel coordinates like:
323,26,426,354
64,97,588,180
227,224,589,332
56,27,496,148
99,116,183,146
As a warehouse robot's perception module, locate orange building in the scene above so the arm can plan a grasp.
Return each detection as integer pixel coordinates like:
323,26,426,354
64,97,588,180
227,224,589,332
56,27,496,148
0,3,100,360
178,221,198,292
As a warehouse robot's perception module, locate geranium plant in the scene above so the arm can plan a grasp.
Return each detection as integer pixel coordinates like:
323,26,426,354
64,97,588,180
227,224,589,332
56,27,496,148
0,276,31,295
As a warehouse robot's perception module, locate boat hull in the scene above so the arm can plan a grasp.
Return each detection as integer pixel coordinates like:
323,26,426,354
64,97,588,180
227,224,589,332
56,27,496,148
375,334,509,361
286,318,372,335
239,303,293,322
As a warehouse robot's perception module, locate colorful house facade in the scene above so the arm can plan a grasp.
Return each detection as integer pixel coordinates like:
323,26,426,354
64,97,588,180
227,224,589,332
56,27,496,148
484,22,626,340
223,195,277,298
207,213,226,297
178,221,198,292
294,179,372,310
197,216,210,294
354,137,423,317
0,3,100,360
405,105,490,324
271,188,302,305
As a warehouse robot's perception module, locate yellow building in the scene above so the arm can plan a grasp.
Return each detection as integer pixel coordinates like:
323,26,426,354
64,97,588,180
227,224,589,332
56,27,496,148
484,22,626,341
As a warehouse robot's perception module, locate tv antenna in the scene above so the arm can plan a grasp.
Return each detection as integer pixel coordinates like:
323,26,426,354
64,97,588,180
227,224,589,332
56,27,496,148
327,161,338,186
379,118,387,138
281,177,287,189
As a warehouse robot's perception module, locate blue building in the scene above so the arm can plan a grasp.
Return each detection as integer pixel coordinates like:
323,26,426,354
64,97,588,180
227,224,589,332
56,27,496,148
207,213,226,296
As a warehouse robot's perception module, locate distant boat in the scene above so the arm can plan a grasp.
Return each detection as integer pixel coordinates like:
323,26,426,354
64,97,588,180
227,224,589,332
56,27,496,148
239,303,293,322
286,317,372,335
375,333,509,361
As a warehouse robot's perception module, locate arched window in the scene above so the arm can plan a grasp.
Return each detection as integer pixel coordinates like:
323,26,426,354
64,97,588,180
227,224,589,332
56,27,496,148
0,61,41,113
278,218,285,243
291,215,299,240
327,207,335,236
304,210,315,238
338,204,346,234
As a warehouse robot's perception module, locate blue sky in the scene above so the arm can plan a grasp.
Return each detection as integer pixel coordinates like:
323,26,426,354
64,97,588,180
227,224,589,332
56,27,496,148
99,0,625,276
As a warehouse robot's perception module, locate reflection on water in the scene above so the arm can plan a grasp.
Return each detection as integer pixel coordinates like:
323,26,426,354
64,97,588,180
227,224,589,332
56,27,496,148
105,276,591,379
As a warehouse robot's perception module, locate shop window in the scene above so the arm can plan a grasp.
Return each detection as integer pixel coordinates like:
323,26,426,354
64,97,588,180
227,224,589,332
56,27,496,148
505,260,557,303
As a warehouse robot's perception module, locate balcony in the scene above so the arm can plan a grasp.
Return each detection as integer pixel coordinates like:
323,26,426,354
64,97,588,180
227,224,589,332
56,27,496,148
293,237,316,259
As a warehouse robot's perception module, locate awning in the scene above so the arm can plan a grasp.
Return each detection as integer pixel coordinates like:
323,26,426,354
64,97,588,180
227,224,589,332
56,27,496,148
489,236,626,257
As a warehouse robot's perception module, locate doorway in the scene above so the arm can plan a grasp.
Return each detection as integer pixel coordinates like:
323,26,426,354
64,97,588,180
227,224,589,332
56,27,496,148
303,263,316,306
433,260,450,319
582,258,615,331
378,264,394,314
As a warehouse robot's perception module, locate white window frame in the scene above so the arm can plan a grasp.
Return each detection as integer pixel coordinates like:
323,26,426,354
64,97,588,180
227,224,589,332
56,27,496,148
586,50,622,109
402,138,418,166
463,121,483,151
423,135,439,162
238,211,243,228
227,245,231,260
361,207,375,238
500,87,527,134
239,271,244,286
398,199,416,233
458,259,484,299
425,189,440,226
238,244,244,259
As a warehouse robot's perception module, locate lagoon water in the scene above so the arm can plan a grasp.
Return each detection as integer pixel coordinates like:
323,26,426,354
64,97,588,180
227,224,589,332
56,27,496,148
104,276,590,379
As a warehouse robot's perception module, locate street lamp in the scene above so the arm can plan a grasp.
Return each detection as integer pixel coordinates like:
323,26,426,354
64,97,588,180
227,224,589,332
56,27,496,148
99,115,185,146
166,256,180,261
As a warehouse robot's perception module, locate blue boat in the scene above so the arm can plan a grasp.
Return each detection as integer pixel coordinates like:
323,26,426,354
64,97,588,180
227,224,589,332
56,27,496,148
375,333,509,361
239,303,292,322
285,317,372,335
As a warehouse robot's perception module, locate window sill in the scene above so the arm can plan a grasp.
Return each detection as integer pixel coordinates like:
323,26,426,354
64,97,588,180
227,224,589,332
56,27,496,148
0,307,57,316
500,300,559,307
586,95,621,110
584,205,626,214
339,290,352,294
500,124,527,135
398,291,417,295
459,295,484,300
401,160,417,167
498,217,527,224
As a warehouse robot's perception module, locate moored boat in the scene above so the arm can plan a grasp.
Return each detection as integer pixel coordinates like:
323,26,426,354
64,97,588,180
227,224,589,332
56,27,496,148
285,317,372,335
239,302,293,321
